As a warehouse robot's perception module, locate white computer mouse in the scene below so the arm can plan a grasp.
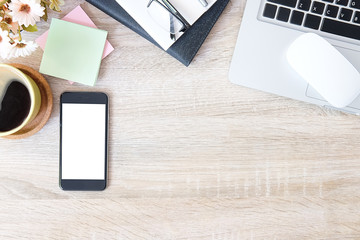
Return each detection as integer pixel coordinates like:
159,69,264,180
287,33,360,109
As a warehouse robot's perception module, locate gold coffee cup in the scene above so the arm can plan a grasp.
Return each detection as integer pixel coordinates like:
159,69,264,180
0,64,42,137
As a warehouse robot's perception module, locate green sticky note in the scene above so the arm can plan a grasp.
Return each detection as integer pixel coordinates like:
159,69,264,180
40,19,108,86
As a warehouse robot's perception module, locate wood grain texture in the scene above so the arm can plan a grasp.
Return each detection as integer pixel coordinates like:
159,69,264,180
1,0,360,239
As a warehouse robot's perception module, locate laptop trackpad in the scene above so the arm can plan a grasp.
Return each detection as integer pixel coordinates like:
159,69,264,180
305,45,360,110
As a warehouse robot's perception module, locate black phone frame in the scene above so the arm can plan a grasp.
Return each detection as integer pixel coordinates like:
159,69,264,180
59,92,108,191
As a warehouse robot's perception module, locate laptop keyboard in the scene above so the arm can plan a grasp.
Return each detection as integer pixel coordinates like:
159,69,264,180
262,0,360,42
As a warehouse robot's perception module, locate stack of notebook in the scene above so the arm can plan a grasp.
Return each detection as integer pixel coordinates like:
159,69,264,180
85,0,229,66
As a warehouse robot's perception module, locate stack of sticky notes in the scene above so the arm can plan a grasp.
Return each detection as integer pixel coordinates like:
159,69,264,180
39,18,108,86
36,6,114,60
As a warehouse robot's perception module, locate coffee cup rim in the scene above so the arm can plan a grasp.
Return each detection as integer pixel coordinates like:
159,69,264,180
0,63,37,136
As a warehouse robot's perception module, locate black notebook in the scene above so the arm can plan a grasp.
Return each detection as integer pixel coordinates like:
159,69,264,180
85,0,229,66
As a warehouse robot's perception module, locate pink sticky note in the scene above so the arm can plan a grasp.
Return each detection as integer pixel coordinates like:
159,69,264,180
36,6,114,84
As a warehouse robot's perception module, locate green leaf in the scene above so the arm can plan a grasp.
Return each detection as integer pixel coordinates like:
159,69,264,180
22,24,38,32
40,1,48,21
0,0,8,7
0,22,10,32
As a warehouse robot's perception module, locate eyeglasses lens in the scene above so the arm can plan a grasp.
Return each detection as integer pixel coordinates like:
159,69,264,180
147,1,185,34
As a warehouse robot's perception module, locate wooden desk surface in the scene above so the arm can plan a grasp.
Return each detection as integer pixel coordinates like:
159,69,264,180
1,0,360,239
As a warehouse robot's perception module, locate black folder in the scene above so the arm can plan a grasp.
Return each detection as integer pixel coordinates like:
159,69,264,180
85,0,229,66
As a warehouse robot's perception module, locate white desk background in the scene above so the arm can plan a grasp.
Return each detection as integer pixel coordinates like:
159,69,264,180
1,0,360,239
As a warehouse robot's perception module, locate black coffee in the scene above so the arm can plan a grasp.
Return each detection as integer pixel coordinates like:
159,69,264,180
0,81,31,132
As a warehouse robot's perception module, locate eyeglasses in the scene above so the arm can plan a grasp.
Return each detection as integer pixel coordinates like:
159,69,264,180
147,0,191,40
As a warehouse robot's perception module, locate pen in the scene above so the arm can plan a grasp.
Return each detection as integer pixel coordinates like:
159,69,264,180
198,0,208,7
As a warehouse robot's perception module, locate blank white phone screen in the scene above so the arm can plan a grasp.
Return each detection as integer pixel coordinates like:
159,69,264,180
62,103,106,180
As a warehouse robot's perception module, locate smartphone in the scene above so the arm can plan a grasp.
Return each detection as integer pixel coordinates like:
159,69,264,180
60,92,108,191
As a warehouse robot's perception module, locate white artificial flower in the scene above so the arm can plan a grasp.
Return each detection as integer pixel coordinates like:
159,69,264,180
3,9,20,34
0,30,13,59
8,0,45,27
8,40,37,58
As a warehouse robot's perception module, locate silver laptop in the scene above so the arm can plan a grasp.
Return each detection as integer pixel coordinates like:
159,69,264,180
229,0,360,115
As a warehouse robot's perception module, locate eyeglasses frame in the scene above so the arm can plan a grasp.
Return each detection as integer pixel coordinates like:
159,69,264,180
147,0,191,33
